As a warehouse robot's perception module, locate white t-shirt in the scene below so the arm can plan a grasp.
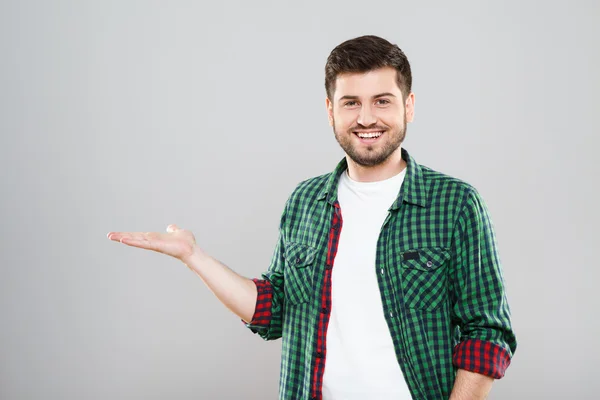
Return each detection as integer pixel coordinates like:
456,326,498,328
322,167,412,400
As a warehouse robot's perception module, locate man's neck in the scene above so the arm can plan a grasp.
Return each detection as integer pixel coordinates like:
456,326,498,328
346,148,406,183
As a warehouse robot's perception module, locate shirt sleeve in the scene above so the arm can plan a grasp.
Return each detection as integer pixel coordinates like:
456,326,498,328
450,188,517,379
243,207,287,341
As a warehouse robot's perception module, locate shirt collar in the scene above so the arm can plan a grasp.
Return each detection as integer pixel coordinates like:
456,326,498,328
317,148,429,209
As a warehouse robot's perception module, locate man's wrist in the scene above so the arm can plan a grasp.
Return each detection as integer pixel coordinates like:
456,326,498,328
181,244,209,270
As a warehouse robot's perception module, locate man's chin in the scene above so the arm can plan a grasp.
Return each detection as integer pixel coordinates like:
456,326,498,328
347,153,388,167
345,146,403,167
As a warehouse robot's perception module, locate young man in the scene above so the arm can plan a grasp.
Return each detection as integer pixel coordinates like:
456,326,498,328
108,35,517,400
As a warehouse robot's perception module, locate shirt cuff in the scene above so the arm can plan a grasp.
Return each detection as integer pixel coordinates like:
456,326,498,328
241,278,273,327
452,338,512,379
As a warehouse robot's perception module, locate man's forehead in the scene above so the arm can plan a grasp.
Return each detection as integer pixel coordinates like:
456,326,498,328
334,67,401,99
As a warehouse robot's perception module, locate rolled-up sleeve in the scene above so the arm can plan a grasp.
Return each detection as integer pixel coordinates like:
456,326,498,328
244,208,286,341
450,188,517,379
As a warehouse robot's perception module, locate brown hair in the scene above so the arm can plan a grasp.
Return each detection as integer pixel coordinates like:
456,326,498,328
325,35,412,101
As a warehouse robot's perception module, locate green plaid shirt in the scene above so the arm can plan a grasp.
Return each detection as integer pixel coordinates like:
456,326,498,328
246,148,517,400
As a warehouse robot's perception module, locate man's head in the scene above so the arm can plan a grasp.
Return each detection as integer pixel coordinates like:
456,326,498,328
325,35,414,168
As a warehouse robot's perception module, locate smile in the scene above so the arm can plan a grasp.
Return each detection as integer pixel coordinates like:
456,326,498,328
353,131,384,142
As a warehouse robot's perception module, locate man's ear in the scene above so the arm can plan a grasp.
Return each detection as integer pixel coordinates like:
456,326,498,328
405,92,415,123
326,97,334,126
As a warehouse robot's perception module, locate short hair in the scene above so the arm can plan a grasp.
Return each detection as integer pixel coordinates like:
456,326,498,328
325,35,412,101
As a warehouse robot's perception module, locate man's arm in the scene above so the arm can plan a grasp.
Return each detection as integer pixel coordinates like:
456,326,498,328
182,247,258,323
107,224,258,323
449,188,517,386
242,210,287,340
449,369,494,400
108,200,289,340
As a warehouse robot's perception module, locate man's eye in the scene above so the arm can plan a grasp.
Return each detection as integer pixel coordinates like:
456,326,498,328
344,101,358,107
376,99,390,105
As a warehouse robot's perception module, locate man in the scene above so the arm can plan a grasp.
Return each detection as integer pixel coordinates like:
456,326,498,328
107,35,517,400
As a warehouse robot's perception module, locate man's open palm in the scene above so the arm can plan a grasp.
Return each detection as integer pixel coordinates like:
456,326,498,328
107,224,196,262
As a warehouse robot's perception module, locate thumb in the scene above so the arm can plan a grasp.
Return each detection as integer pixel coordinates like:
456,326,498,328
166,224,180,233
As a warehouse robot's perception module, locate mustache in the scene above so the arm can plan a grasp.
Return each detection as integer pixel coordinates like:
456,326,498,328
347,124,389,132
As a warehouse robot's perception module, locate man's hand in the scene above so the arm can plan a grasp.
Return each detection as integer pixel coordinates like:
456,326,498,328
107,224,258,322
449,369,494,400
107,224,198,263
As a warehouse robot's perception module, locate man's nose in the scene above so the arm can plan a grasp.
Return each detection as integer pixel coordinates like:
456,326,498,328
357,105,377,127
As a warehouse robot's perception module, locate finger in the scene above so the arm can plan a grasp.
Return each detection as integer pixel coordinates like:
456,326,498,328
107,232,122,240
107,232,156,242
107,232,128,241
107,232,136,242
119,236,157,251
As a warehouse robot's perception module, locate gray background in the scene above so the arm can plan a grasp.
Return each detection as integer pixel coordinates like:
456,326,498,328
1,0,598,399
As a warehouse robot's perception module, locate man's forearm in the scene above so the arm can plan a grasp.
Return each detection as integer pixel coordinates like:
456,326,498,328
449,369,494,400
182,245,258,323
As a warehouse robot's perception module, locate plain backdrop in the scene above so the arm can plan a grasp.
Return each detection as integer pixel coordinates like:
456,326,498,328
1,0,598,399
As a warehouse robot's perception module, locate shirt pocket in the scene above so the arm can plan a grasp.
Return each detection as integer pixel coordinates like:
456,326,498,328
399,247,451,311
283,242,317,305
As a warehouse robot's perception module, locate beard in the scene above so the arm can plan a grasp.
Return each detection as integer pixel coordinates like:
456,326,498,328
332,116,406,167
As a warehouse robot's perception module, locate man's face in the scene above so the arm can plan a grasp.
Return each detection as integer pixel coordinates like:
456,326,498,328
326,67,415,167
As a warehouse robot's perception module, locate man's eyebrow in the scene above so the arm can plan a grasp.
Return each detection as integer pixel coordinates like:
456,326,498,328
338,92,397,102
373,92,397,98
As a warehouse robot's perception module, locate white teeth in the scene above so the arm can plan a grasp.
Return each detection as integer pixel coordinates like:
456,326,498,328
357,131,383,138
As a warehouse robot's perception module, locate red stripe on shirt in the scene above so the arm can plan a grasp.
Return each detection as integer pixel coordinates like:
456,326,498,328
311,202,342,400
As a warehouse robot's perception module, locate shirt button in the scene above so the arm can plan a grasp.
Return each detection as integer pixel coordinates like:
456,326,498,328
380,268,384,275
321,307,328,314
296,258,302,264
426,260,433,268
389,311,394,318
